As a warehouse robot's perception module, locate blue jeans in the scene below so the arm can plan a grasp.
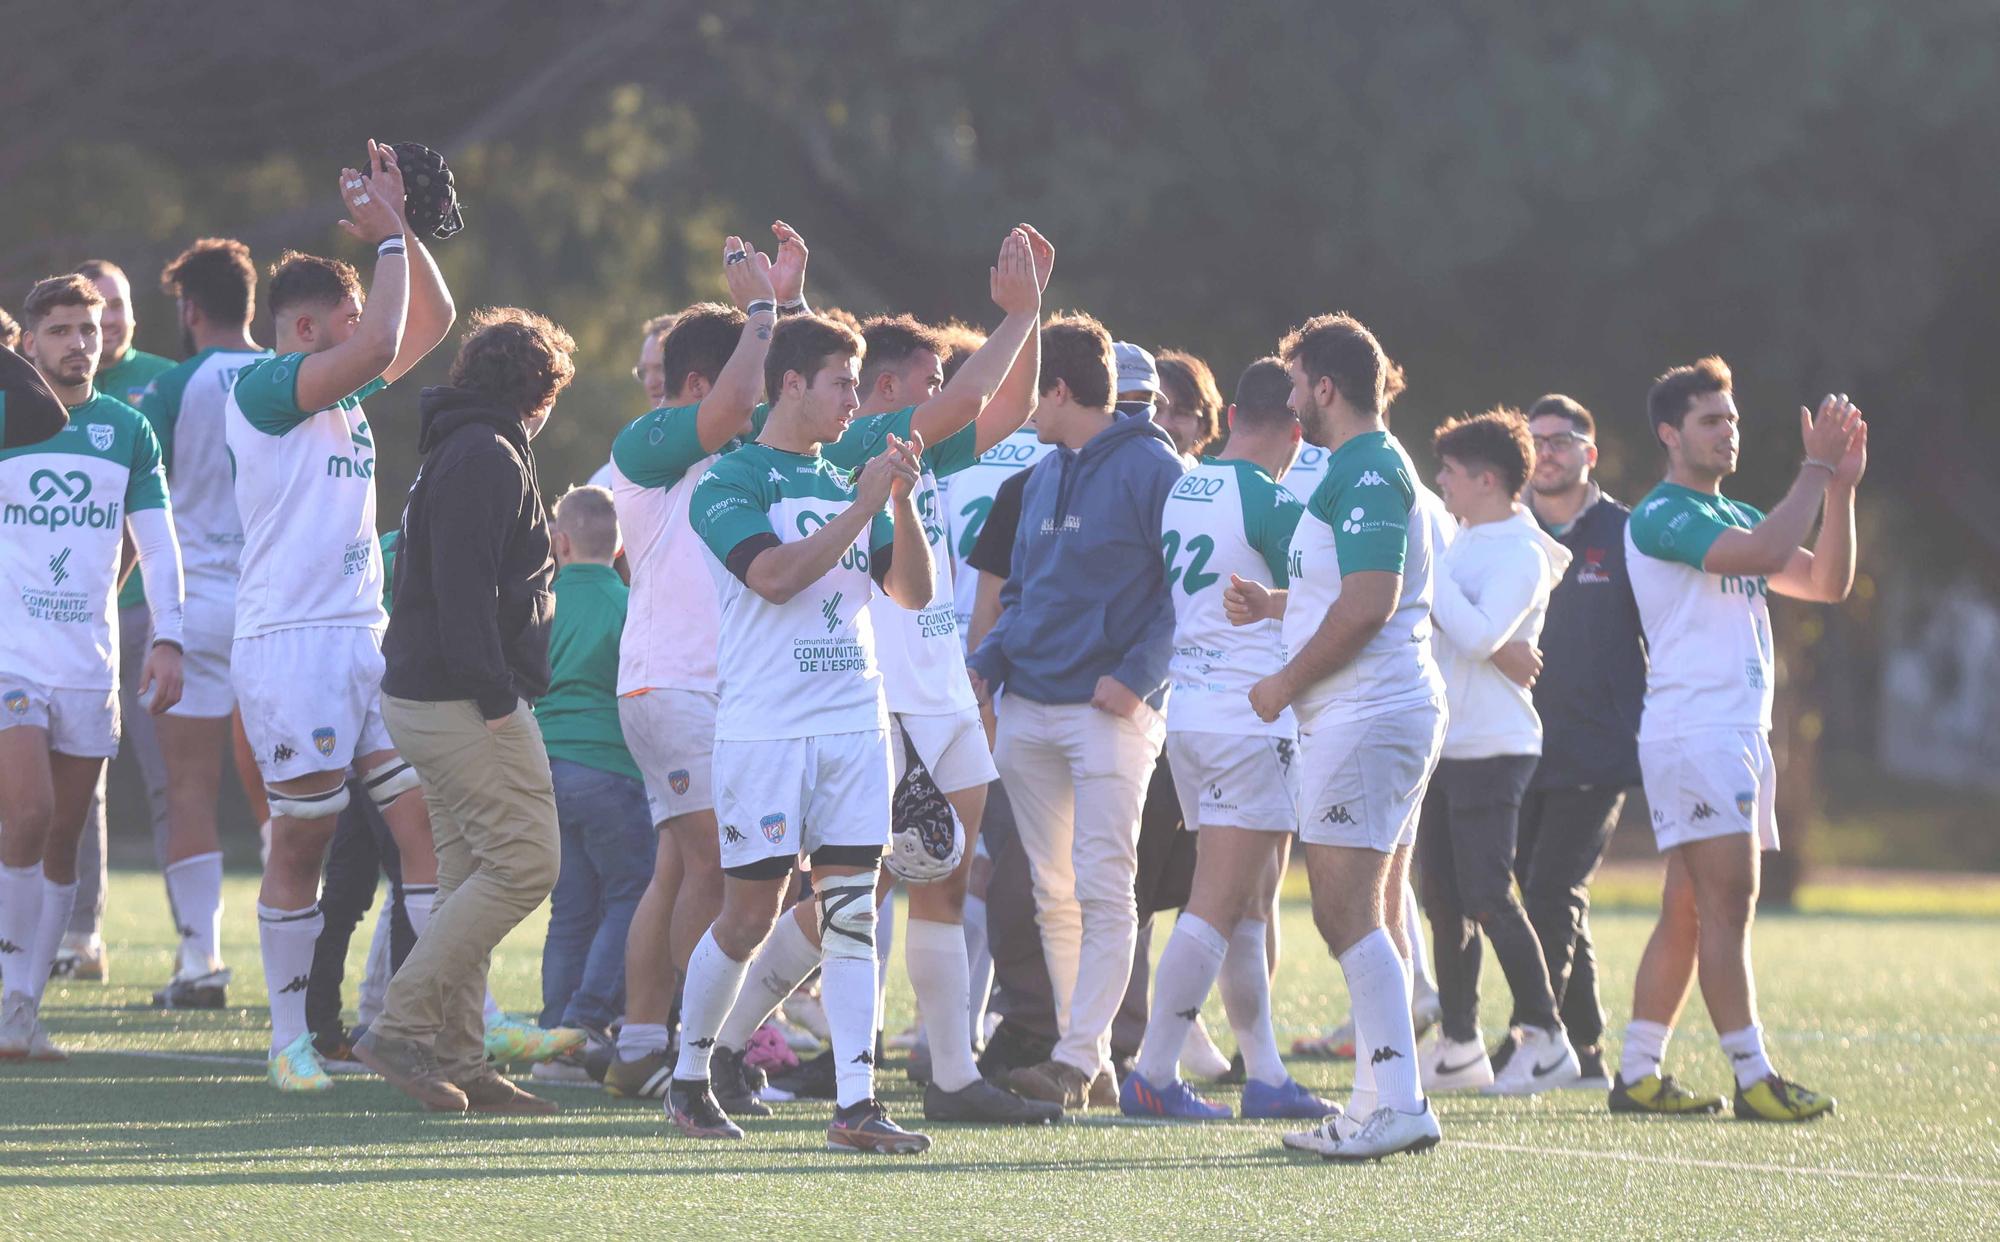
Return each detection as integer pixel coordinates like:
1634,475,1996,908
539,759,657,1030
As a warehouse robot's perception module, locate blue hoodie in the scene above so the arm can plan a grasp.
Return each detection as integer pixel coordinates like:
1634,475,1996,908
968,412,1186,707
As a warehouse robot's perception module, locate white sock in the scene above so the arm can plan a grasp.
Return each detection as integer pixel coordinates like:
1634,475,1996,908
673,928,752,1081
357,892,394,1027
716,912,819,1050
30,878,77,1003
874,887,896,1004
1340,928,1421,1112
1218,919,1286,1087
1135,915,1228,1084
617,1022,670,1059
822,944,880,1109
962,893,994,1039
905,918,979,1092
1401,878,1435,997
0,864,42,999
258,902,323,1054
164,852,224,976
1619,1019,1673,1082
402,885,435,938
1719,1024,1773,1088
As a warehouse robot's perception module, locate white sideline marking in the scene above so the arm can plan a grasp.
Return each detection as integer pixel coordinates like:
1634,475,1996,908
1450,1138,2000,1190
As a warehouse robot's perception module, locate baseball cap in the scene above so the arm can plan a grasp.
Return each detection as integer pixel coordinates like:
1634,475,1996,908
1113,341,1160,397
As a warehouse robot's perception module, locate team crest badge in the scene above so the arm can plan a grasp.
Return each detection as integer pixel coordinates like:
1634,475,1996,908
3,690,27,717
759,813,787,844
312,727,338,757
668,769,691,795
1736,792,1755,818
88,423,114,451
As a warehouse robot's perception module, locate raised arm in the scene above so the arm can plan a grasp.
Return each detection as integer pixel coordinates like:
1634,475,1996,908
695,235,780,452
1702,395,1860,578
294,144,410,412
1772,415,1864,603
911,228,1042,450
877,439,936,609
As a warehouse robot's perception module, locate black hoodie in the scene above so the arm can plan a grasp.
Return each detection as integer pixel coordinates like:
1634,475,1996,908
382,386,554,719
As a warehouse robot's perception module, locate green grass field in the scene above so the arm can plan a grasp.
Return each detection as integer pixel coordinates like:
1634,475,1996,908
6,871,1998,1240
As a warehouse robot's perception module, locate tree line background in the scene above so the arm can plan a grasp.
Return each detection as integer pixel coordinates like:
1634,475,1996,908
5,0,1997,898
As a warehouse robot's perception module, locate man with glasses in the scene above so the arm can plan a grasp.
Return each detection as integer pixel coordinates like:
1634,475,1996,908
1504,394,1644,1091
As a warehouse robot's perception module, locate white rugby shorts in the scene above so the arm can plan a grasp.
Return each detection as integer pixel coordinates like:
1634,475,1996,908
713,729,892,873
1640,728,1779,852
0,677,119,759
1296,698,1445,852
891,707,998,796
619,687,718,824
232,625,392,782
166,590,237,719
1166,730,1300,833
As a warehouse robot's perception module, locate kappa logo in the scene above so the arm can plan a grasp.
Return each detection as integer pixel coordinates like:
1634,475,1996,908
669,769,691,795
691,1037,716,1050
1320,805,1356,826
1369,1046,1404,1066
88,423,115,452
760,813,787,844
3,690,27,717
853,1049,875,1067
1690,802,1717,821
272,743,296,763
279,975,310,994
0,938,21,954
722,824,746,844
1176,1007,1202,1022
767,467,786,485
1340,507,1367,534
1356,470,1387,487
312,727,337,758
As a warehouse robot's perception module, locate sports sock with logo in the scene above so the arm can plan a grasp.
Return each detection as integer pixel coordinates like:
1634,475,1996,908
1135,914,1228,1084
0,864,42,999
258,902,324,1053
962,893,995,1037
905,918,980,1093
822,941,880,1109
1340,928,1422,1112
674,929,751,1082
1619,1019,1673,1082
715,911,819,1050
29,877,77,1003
1719,1024,1774,1088
164,852,224,976
617,1022,670,1059
1219,919,1287,1087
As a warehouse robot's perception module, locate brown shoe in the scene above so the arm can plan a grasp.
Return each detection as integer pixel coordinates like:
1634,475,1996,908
353,1030,469,1112
1089,1069,1118,1110
1007,1059,1092,1108
455,1067,559,1115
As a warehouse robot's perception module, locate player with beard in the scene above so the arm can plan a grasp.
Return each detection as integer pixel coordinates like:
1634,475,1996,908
77,259,175,409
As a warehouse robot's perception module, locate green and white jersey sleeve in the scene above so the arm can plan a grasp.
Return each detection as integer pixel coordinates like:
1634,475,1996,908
0,392,168,689
609,401,769,694
1282,430,1444,726
224,352,389,638
1163,458,1303,736
98,347,176,410
939,427,1054,644
1625,482,1773,738
140,347,267,600
823,406,980,717
692,441,894,742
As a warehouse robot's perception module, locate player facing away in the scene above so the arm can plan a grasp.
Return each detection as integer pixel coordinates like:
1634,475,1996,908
1612,358,1862,1122
708,227,1056,1126
1121,356,1340,1122
601,226,801,1101
672,314,936,1153
1230,314,1446,1160
225,143,456,1092
140,238,272,1010
0,275,185,1058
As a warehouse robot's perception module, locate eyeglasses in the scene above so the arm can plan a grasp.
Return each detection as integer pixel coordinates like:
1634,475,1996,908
1532,432,1593,452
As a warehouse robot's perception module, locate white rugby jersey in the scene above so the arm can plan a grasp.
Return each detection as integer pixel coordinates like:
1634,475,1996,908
1284,430,1444,726
939,427,1053,641
1625,482,1774,739
225,354,388,638
141,347,268,600
608,402,766,696
693,441,895,742
1162,458,1304,736
0,391,170,688
825,407,979,718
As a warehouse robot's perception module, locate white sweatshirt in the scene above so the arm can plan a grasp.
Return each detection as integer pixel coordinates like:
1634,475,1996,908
1430,506,1572,759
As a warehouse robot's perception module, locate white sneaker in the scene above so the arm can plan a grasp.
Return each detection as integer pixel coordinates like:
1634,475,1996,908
0,991,63,1060
1482,1024,1578,1095
1422,1033,1494,1091
1411,989,1443,1040
1324,1100,1442,1161
1279,1103,1355,1155
1181,1016,1233,1081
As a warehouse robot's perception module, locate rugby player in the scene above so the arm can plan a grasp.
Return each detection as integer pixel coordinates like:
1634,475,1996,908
77,259,175,408
224,142,455,1092
1613,359,1860,1122
1231,313,1445,1159
0,275,184,1059
672,312,935,1152
140,238,270,1009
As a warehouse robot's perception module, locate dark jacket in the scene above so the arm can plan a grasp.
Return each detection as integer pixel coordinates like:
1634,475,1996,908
1529,489,1647,790
967,412,1185,707
382,386,554,719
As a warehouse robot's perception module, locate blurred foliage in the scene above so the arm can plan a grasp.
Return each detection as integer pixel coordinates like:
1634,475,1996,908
5,0,1997,868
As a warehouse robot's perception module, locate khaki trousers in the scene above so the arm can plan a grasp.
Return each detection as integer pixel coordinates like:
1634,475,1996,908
375,695,559,1076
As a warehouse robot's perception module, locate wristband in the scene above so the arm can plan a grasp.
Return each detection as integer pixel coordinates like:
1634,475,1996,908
745,299,776,319
778,297,809,317
1802,457,1838,476
377,234,407,257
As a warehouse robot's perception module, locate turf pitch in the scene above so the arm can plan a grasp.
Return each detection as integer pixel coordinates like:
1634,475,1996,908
4,871,1997,1240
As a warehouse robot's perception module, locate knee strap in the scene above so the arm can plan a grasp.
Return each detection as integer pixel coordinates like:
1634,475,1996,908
268,782,350,821
816,877,878,962
361,757,421,807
